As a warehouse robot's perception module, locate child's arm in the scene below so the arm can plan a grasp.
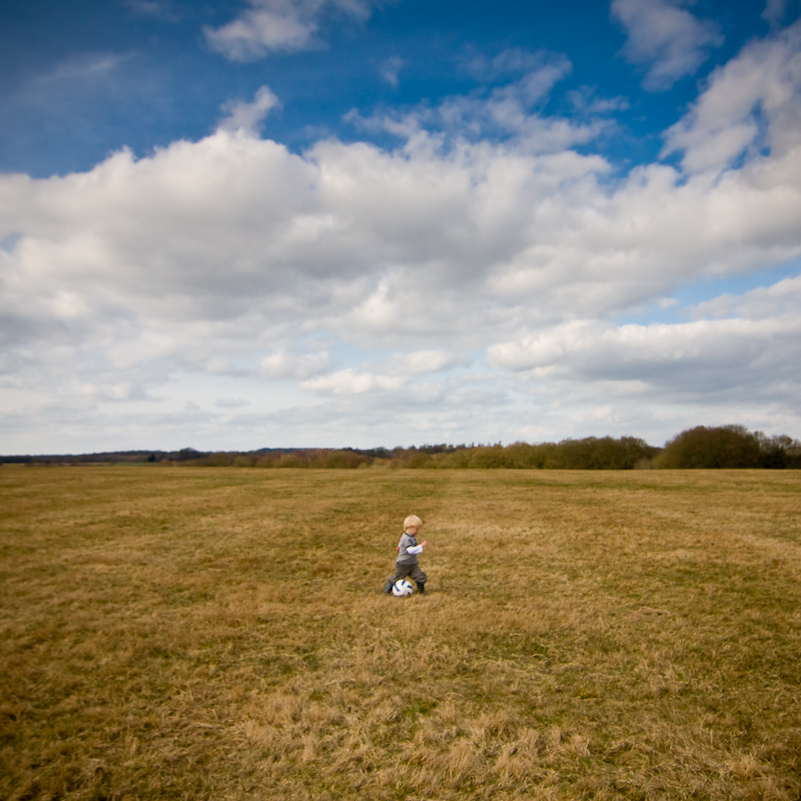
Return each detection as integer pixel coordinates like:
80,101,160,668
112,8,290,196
405,541,428,554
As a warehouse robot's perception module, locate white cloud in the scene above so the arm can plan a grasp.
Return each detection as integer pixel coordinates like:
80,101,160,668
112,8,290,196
690,271,801,319
218,85,281,134
484,311,801,447
260,347,335,379
33,54,127,85
379,56,403,87
465,47,565,82
384,349,470,375
301,368,406,395
611,0,723,91
1,112,798,345
205,0,373,61
763,0,788,27
488,316,801,390
3,29,801,451
350,53,607,155
662,21,801,172
567,86,630,115
215,397,250,408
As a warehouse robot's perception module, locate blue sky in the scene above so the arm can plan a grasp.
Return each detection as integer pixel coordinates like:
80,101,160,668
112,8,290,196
2,0,801,453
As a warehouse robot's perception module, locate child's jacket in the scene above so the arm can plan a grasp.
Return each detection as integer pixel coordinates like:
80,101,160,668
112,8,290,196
397,533,423,564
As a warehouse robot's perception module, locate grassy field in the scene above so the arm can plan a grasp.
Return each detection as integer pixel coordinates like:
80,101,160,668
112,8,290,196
1,466,800,801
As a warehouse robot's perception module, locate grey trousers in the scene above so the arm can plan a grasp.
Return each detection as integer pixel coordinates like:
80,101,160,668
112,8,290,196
388,561,427,584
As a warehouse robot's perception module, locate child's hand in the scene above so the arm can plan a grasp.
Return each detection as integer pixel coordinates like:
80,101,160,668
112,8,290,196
421,541,428,547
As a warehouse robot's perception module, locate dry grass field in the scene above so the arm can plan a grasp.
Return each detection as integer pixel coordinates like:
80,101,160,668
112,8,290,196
1,466,800,801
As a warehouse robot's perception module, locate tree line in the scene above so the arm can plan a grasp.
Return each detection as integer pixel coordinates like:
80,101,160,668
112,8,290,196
7,425,798,469
188,427,798,470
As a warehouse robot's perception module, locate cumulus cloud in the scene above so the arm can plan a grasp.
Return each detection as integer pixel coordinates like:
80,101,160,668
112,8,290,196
205,0,373,61
218,85,281,134
384,349,471,375
690,271,801,319
300,368,407,395
3,29,801,450
487,316,801,390
662,21,801,172
260,347,335,379
611,0,723,90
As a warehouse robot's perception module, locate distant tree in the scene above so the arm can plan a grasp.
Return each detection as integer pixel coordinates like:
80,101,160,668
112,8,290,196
655,425,760,469
504,441,547,469
433,448,473,468
468,445,507,468
363,447,392,460
276,453,307,468
536,436,657,470
193,452,236,466
756,432,801,469
321,450,369,468
175,447,203,462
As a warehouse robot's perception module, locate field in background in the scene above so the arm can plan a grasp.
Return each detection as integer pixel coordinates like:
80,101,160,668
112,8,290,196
2,466,800,800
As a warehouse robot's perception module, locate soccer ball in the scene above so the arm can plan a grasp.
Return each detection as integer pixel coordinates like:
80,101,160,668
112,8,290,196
392,579,414,597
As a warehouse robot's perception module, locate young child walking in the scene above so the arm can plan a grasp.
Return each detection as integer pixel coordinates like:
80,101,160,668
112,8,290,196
383,514,428,595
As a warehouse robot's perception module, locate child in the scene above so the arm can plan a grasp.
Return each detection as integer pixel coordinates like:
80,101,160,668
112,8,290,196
383,514,429,595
